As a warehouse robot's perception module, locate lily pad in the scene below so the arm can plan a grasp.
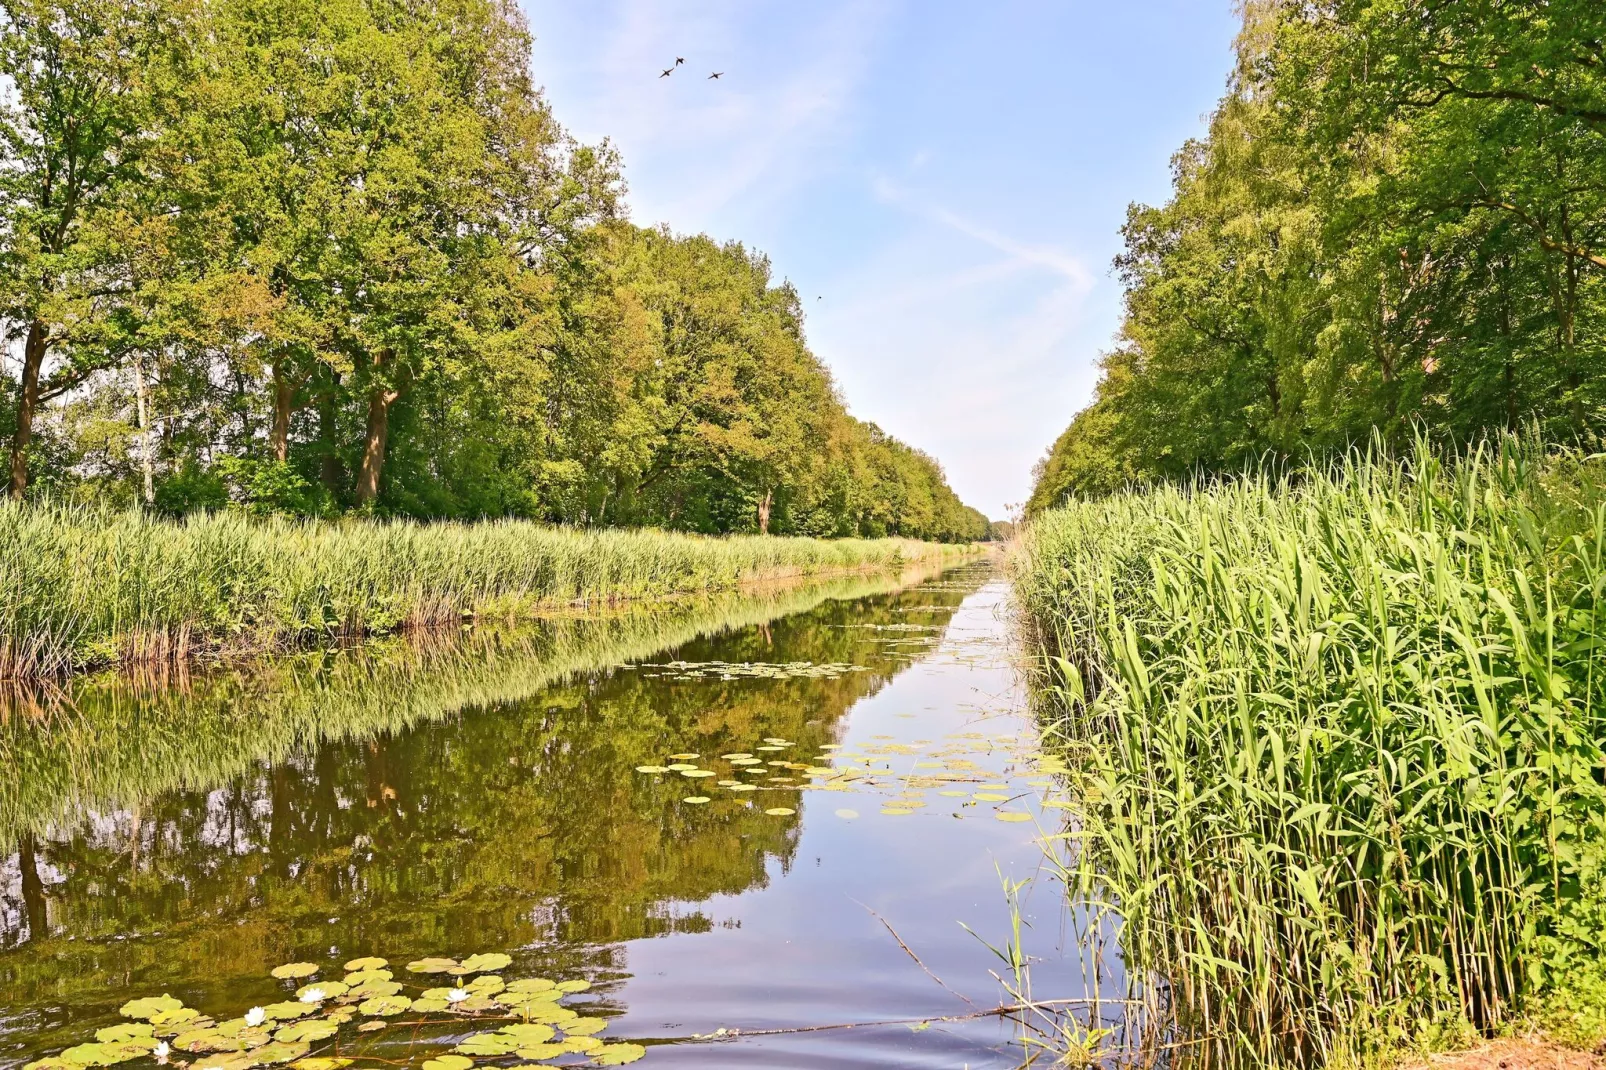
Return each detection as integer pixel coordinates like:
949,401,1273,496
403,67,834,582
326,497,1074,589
511,1044,565,1060
456,995,503,1014
454,1034,520,1057
410,998,450,1014
682,796,710,804
342,968,391,985
246,1042,309,1066
292,1060,351,1070
357,996,412,1017
881,807,914,815
460,953,512,973
512,1002,577,1026
60,1043,145,1067
592,1044,647,1065
95,1025,153,1044
996,812,1033,823
348,979,402,998
679,769,714,778
294,981,346,1001
561,1017,607,1036
120,995,184,1020
720,753,752,760
764,807,796,816
343,956,387,972
555,979,592,994
270,963,319,981
499,1024,556,1044
506,978,557,993
272,1020,337,1045
173,1029,235,1053
355,1022,386,1034
261,1003,309,1022
937,790,970,798
834,809,860,819
634,766,668,774
728,784,757,792
421,1058,473,1070
559,1037,602,1054
466,974,506,994
149,1007,202,1030
406,957,459,974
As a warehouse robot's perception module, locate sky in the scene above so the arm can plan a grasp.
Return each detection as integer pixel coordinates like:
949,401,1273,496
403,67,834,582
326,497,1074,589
521,0,1241,520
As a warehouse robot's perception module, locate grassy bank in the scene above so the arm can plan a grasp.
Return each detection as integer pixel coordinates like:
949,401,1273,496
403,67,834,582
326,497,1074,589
0,502,975,677
1011,437,1606,1068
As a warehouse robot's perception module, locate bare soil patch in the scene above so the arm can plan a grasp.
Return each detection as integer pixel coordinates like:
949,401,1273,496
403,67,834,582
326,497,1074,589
1402,1038,1598,1070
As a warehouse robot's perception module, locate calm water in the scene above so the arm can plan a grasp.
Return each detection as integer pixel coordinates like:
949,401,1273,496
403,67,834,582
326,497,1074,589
0,565,1123,1069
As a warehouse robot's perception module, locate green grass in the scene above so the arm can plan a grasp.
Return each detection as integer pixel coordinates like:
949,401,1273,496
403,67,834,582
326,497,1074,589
1011,435,1606,1068
0,502,974,677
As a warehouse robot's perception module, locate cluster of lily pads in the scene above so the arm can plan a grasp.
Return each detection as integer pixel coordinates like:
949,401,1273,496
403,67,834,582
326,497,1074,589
637,730,1074,821
630,660,866,681
23,954,645,1070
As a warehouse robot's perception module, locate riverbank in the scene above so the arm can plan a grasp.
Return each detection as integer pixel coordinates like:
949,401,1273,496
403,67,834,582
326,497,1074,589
0,502,979,679
1011,437,1606,1068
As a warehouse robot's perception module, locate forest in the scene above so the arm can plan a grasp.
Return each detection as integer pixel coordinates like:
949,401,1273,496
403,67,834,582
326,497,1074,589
1029,0,1606,512
0,0,989,542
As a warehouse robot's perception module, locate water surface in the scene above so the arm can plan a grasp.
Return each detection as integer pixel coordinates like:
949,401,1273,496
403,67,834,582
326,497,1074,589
1,565,1117,1068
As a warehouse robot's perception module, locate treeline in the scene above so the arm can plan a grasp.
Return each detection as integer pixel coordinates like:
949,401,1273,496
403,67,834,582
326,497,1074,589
1029,0,1606,511
0,0,989,542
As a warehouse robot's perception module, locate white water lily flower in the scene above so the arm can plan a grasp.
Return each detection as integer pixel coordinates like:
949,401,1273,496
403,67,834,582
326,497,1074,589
298,987,327,1004
244,1007,266,1027
445,988,470,1004
153,1042,171,1062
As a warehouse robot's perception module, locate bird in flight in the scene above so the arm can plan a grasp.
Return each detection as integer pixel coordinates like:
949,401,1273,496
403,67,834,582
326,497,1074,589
660,67,674,78
708,71,723,79
675,57,685,66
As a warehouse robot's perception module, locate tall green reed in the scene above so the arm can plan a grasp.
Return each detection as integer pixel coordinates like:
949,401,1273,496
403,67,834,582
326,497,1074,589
0,503,973,677
1012,435,1606,1067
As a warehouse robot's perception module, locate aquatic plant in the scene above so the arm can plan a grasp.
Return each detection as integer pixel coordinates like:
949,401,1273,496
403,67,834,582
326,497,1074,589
0,501,977,678
23,955,645,1070
1013,435,1606,1066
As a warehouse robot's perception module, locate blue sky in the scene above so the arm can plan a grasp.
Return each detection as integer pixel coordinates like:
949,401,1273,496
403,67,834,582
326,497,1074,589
522,1,1240,519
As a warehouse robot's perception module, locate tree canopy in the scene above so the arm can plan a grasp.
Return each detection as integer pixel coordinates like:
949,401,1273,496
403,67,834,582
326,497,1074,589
1029,0,1606,513
0,0,989,542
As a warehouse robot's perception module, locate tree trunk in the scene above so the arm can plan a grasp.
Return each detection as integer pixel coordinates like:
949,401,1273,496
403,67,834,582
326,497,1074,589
132,353,155,505
317,374,342,497
354,378,399,507
18,830,47,943
757,488,773,535
270,364,295,463
7,320,48,500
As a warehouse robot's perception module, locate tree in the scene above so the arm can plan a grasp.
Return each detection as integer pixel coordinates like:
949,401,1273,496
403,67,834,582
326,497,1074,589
0,0,162,498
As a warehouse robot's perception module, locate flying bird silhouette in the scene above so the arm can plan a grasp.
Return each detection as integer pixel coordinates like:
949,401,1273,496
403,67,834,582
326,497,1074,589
660,67,673,78
708,71,723,79
675,57,685,66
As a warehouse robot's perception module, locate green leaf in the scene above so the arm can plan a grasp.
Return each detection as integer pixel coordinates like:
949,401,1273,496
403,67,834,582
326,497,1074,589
592,1043,647,1065
459,953,512,973
405,957,459,974
119,995,184,1021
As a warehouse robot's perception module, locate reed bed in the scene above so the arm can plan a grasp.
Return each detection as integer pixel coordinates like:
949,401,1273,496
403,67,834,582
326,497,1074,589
0,502,971,677
1012,436,1606,1067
